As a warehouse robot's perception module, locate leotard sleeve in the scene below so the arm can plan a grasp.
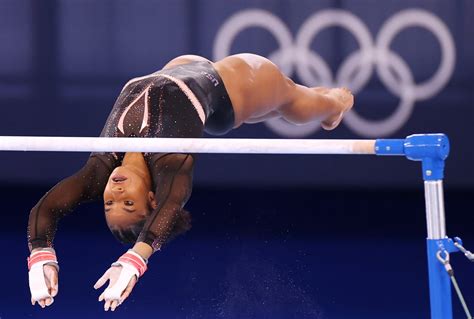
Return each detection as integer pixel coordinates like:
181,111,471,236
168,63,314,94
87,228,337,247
137,153,195,250
27,154,116,250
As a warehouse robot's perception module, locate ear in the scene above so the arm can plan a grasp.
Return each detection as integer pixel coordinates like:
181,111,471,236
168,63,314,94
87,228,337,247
147,191,158,209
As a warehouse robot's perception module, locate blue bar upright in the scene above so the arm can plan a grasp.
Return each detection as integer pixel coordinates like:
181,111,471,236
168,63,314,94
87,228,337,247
376,134,452,319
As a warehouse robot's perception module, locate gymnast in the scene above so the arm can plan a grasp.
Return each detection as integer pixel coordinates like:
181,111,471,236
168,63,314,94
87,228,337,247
26,53,353,311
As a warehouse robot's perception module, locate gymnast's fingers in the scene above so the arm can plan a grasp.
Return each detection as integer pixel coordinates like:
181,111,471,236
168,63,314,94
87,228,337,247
110,300,119,312
49,270,59,297
94,269,111,289
44,297,53,306
38,299,45,308
120,276,137,303
98,292,105,302
104,299,112,311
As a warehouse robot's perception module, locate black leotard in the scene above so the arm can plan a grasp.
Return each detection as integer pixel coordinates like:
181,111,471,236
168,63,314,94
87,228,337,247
28,62,234,251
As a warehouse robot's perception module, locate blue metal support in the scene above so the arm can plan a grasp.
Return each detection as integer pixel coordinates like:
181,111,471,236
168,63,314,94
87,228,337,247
376,134,457,319
375,134,450,180
427,238,460,319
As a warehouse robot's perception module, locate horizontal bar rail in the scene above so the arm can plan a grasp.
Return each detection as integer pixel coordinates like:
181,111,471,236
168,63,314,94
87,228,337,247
0,136,376,154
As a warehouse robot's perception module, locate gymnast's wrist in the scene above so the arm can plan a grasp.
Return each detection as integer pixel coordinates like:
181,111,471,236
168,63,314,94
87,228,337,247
27,247,59,271
112,249,148,278
131,242,153,261
31,247,56,254
29,239,52,252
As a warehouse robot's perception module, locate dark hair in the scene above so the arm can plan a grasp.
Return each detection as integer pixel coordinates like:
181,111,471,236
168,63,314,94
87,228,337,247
109,209,192,245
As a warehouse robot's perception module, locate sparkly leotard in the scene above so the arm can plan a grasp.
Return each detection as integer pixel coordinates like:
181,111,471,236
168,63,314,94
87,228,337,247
28,62,234,250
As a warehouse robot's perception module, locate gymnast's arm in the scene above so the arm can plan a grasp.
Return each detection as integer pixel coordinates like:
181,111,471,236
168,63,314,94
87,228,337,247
28,155,114,251
134,153,195,258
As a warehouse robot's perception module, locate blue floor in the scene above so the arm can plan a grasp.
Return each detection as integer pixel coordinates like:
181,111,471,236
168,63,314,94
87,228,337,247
1,186,473,318
2,233,474,318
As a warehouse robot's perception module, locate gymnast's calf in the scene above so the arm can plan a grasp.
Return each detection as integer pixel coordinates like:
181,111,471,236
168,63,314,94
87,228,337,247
26,53,353,311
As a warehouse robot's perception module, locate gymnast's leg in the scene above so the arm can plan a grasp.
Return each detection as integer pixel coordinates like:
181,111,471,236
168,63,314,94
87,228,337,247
213,53,354,130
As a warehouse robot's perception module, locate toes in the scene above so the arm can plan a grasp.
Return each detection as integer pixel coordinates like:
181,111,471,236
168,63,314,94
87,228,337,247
321,112,344,130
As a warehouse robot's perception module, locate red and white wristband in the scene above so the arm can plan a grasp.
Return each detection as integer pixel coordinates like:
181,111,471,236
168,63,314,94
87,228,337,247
27,248,58,271
112,250,147,277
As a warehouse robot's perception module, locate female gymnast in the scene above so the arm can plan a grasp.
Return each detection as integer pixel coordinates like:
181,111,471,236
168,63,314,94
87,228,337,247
26,53,353,311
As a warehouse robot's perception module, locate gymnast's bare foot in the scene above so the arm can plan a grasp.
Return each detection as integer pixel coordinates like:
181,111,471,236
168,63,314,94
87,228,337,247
321,87,354,130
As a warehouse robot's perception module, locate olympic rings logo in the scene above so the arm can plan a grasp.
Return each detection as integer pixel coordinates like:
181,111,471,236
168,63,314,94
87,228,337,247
213,9,456,137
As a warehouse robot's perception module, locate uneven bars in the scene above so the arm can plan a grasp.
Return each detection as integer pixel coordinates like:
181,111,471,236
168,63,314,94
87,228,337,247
0,136,376,155
0,133,458,319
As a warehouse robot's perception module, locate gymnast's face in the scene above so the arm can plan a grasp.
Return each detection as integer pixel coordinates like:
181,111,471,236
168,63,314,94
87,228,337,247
103,166,156,229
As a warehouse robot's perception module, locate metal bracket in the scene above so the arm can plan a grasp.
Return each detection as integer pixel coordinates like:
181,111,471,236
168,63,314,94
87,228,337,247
375,133,450,181
453,237,474,262
436,237,461,254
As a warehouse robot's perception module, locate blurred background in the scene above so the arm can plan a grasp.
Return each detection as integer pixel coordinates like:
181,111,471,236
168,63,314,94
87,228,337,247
0,0,473,318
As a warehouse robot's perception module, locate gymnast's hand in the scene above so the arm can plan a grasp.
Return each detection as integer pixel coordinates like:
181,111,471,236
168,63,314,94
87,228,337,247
94,250,147,311
27,249,59,308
